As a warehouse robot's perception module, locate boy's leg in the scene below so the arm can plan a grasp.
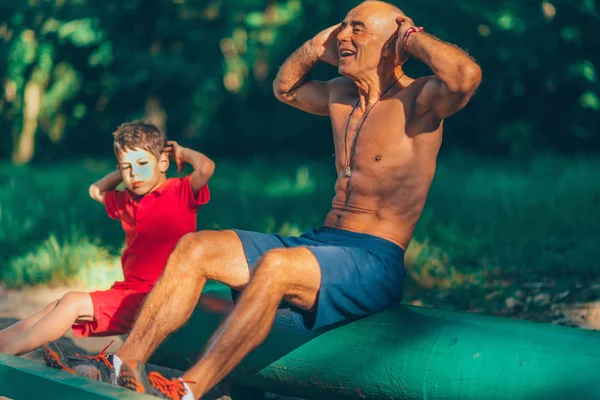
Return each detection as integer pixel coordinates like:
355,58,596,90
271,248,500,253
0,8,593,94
116,230,251,363
0,299,59,343
0,292,93,356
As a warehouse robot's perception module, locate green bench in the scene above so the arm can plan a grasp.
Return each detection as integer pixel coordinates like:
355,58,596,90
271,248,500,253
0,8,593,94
0,353,152,399
3,283,599,399
150,283,600,400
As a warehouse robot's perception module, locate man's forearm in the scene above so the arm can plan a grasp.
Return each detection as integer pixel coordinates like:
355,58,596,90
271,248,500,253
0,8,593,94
273,40,320,96
406,33,481,92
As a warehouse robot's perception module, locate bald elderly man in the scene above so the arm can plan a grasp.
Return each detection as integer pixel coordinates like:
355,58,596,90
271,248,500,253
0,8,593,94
44,1,481,398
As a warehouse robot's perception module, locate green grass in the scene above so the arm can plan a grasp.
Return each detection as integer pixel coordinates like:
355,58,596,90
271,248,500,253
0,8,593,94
1,153,599,322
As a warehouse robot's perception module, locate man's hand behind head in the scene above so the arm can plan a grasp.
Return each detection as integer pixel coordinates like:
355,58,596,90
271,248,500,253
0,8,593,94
311,24,342,66
395,16,419,65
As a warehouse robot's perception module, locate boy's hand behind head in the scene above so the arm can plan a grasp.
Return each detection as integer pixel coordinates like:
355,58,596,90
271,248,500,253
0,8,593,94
165,141,214,193
164,140,185,173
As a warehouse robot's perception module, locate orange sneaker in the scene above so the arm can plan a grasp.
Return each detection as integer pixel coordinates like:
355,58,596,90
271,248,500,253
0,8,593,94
43,341,117,385
118,360,192,400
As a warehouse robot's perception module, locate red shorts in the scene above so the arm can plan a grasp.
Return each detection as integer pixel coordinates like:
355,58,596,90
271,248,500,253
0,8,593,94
71,288,148,337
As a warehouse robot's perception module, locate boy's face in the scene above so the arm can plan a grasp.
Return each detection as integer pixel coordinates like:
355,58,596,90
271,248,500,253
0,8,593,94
117,148,168,196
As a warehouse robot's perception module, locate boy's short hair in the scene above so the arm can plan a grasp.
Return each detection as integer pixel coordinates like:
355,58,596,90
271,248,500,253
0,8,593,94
112,121,166,160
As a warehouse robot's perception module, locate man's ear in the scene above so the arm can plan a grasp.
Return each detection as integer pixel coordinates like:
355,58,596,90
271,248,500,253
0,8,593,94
383,35,397,58
159,152,170,173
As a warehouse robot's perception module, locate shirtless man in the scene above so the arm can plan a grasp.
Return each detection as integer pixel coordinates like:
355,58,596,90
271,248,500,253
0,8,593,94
45,1,481,398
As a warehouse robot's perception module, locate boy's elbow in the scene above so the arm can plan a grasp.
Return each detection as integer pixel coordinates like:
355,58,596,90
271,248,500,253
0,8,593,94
202,159,216,180
89,184,98,200
89,184,104,203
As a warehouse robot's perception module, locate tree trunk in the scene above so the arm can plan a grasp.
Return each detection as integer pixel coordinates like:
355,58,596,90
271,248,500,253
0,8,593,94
12,80,42,165
144,96,167,132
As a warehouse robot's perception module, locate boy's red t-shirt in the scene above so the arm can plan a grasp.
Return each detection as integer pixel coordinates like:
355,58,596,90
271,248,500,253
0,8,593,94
104,175,210,292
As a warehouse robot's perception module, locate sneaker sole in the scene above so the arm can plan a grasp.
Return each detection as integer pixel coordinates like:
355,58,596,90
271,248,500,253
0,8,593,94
118,362,148,393
43,344,76,374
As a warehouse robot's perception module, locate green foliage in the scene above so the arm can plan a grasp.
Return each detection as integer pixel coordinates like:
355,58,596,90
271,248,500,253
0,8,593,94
0,0,599,162
0,159,125,287
405,152,600,316
3,233,122,288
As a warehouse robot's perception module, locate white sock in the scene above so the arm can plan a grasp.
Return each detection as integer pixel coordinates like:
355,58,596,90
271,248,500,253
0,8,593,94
179,379,194,400
112,354,123,377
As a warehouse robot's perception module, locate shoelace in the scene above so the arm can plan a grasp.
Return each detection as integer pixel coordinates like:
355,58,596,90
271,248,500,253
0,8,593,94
75,340,114,369
148,372,194,400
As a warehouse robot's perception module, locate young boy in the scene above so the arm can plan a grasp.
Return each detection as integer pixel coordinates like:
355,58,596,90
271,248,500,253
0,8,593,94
0,121,214,370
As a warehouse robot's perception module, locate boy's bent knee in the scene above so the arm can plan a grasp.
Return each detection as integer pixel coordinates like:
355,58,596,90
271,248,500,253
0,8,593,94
60,291,83,304
43,299,60,312
59,292,93,316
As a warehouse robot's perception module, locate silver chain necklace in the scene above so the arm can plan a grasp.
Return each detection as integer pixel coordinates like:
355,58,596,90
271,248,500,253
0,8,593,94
341,73,405,178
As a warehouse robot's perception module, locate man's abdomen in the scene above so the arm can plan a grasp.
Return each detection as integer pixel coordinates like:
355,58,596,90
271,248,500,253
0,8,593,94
323,204,419,251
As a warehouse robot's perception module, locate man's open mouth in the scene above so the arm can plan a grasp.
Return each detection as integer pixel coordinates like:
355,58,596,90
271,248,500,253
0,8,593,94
339,49,356,58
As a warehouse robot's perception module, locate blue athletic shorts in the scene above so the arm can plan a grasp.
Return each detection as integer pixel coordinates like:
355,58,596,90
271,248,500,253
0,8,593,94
232,227,406,332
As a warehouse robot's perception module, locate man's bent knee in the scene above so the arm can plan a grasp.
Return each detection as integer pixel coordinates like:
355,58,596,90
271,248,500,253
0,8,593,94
175,230,235,257
167,231,220,275
169,230,250,288
252,248,321,310
256,248,288,270
174,231,212,258
254,248,320,289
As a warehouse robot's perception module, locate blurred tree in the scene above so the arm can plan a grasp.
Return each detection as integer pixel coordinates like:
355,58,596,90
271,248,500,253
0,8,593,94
0,0,598,163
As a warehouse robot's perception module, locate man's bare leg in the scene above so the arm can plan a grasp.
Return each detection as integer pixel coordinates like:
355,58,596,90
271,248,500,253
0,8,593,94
116,230,250,363
180,247,321,399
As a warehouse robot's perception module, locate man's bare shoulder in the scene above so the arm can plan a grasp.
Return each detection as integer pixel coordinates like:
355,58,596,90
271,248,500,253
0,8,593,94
402,76,446,132
328,77,357,104
400,76,435,98
328,76,355,89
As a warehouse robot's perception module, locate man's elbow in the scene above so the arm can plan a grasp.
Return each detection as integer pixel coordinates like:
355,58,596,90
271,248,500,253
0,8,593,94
456,63,482,94
272,80,293,104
